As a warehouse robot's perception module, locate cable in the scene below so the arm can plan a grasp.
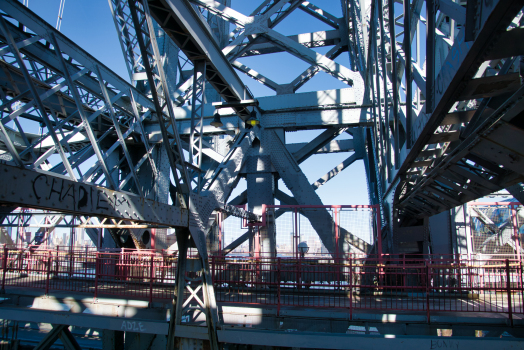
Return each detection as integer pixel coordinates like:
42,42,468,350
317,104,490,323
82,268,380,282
56,0,66,31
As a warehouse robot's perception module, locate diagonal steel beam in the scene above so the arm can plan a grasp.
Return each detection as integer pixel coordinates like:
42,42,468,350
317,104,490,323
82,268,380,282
263,28,360,88
292,127,347,164
34,325,67,350
147,0,255,120
267,129,370,254
0,18,77,179
128,0,190,197
231,61,279,91
312,152,361,190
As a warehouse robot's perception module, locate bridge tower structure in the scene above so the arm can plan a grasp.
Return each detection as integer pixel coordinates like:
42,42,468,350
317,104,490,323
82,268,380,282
1,0,524,349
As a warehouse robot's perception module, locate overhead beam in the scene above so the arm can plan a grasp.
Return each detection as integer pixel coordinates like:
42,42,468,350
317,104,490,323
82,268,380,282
0,163,189,227
147,0,255,120
174,108,368,134
293,128,347,164
391,0,523,196
263,28,359,87
234,30,342,57
286,139,354,155
312,152,361,190
173,88,370,135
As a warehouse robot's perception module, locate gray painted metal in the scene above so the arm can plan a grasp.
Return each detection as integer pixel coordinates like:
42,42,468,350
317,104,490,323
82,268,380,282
146,0,255,120
33,324,67,350
0,163,189,227
265,129,369,254
0,307,169,335
312,152,361,190
217,329,523,350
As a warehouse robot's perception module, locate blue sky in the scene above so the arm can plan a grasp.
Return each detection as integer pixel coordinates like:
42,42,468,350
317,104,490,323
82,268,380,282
22,0,370,205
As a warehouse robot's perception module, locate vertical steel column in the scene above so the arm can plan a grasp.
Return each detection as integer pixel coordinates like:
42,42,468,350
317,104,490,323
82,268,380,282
200,254,220,350
218,213,223,253
387,0,399,168
94,252,99,302
189,60,207,193
150,229,156,251
349,256,353,319
426,0,435,113
334,208,339,260
404,0,412,148
372,8,385,189
127,0,190,198
378,0,391,178
167,230,188,349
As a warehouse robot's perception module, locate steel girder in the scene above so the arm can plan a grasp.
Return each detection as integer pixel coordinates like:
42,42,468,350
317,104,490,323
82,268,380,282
190,0,363,96
144,0,256,120
0,1,170,209
356,0,524,231
394,0,524,219
0,1,257,233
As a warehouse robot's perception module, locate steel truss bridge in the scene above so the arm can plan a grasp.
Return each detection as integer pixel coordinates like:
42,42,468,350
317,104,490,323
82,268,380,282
1,0,524,349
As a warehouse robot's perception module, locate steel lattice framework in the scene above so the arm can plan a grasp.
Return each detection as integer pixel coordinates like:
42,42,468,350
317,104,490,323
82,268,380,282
1,0,524,348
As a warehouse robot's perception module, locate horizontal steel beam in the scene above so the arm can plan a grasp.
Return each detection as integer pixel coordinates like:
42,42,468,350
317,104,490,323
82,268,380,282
0,163,188,227
234,30,342,57
0,307,168,335
171,89,369,134
217,329,523,349
286,139,354,155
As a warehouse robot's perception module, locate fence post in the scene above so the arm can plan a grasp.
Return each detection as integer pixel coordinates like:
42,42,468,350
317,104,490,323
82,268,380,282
211,256,215,284
520,260,524,315
297,255,301,290
1,245,7,293
55,246,59,277
425,262,430,324
45,251,51,295
93,252,99,302
512,205,521,262
149,254,154,307
506,259,513,327
349,256,353,320
277,257,281,316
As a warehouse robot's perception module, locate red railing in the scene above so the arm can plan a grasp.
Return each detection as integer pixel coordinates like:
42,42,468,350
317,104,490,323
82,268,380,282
211,254,524,322
0,245,178,305
1,246,523,323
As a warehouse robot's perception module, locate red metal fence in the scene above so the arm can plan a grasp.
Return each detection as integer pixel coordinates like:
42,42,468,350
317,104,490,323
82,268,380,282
0,246,178,304
1,246,523,323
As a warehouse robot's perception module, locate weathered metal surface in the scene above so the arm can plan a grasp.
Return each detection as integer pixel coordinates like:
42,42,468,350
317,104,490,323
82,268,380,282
0,163,189,227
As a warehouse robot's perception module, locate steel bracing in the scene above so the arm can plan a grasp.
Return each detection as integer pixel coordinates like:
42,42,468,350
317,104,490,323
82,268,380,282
2,0,524,348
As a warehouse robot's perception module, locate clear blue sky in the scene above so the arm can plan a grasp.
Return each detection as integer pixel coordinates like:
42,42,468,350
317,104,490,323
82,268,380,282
23,0,370,205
